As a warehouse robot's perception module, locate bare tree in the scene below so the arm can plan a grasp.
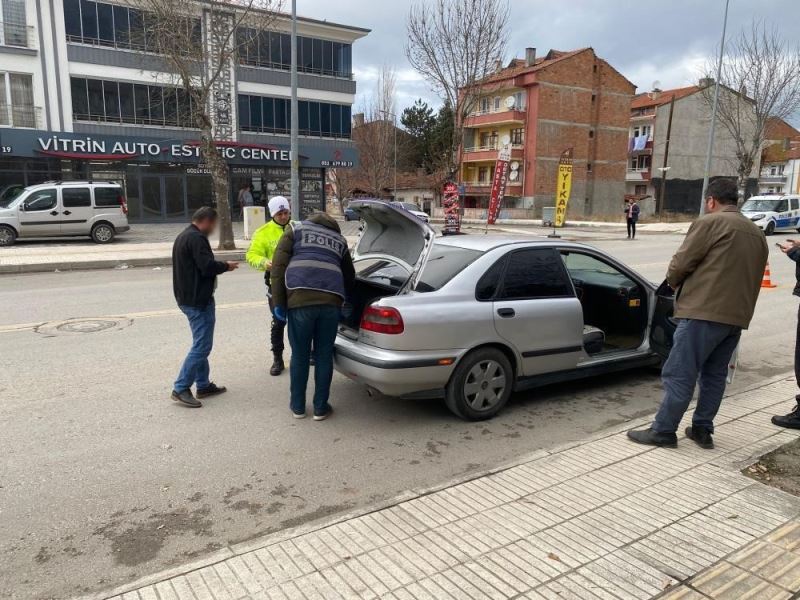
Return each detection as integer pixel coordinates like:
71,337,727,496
132,0,282,249
405,0,509,174
354,65,398,198
702,21,800,198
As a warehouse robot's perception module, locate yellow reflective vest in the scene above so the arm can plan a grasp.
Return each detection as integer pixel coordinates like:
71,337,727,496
245,219,292,271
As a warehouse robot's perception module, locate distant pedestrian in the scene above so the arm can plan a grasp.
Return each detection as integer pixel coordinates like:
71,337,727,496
245,196,293,376
171,207,239,408
270,211,355,420
238,184,254,219
628,179,768,448
625,198,640,239
772,239,800,429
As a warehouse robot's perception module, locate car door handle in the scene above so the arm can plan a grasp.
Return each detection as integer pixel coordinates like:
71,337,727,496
49,210,59,216
63,210,71,215
497,308,515,318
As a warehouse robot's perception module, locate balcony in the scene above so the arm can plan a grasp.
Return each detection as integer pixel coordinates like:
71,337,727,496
464,108,526,128
0,22,36,50
0,105,42,128
462,144,524,163
628,138,653,155
625,168,651,182
759,174,787,184
462,179,523,195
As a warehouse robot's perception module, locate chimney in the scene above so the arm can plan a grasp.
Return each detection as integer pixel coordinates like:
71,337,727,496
699,76,714,88
353,112,365,128
525,47,536,67
494,59,503,72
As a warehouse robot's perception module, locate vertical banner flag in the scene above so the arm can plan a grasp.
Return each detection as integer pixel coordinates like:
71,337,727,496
554,147,574,228
442,181,461,235
487,143,512,224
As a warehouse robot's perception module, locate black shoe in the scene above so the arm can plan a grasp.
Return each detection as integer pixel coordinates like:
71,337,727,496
685,425,714,449
270,354,285,376
172,389,201,408
772,404,800,429
627,427,678,448
196,383,227,399
313,406,333,421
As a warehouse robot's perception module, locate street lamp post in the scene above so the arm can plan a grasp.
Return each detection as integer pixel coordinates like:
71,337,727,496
699,0,731,215
290,0,299,221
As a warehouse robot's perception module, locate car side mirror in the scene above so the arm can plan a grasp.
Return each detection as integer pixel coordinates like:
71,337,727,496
19,202,26,212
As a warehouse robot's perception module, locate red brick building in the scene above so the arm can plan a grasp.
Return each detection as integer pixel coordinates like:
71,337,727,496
455,48,635,219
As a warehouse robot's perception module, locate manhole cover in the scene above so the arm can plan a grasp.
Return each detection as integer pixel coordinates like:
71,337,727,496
35,317,133,336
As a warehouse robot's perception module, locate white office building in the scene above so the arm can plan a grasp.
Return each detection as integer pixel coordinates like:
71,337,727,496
0,0,368,220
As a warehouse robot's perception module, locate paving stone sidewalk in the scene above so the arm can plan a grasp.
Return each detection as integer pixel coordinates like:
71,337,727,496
80,377,800,600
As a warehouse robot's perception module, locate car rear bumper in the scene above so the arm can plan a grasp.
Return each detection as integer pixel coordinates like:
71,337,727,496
334,334,465,397
116,225,131,233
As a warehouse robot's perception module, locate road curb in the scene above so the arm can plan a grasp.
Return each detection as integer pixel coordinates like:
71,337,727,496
0,251,246,274
74,371,795,600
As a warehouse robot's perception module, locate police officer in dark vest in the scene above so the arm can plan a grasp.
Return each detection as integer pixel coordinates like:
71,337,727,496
270,211,355,420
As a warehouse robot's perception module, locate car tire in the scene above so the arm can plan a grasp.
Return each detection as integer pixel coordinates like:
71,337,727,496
91,223,115,244
765,222,775,236
0,225,16,247
445,347,513,421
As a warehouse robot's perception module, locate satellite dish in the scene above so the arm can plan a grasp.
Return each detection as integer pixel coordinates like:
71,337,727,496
510,161,520,171
509,171,519,181
501,135,511,145
504,96,516,109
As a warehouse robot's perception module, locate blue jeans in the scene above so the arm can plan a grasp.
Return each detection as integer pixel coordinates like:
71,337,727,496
174,301,216,392
652,319,741,434
288,305,340,415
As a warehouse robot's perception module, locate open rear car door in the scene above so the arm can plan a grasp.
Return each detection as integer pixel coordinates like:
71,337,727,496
649,279,676,360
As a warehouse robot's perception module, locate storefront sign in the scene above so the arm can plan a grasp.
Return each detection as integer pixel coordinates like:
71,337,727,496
442,181,461,235
487,144,512,225
554,147,574,228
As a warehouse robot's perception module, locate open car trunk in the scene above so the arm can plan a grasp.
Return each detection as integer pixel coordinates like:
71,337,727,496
340,279,402,330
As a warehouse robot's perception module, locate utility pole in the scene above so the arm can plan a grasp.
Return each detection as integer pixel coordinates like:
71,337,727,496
658,94,675,217
699,0,730,215
290,0,299,221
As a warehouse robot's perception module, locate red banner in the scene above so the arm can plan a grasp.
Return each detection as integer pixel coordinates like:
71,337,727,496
442,181,461,235
487,144,512,225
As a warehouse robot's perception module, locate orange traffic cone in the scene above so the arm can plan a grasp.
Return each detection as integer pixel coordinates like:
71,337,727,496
762,262,777,288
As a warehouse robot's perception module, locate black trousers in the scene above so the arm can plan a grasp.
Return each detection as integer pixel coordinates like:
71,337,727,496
627,218,636,238
266,276,286,355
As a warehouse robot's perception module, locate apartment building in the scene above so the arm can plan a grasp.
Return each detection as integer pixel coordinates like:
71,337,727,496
455,47,635,220
626,82,757,213
0,0,368,221
758,117,800,195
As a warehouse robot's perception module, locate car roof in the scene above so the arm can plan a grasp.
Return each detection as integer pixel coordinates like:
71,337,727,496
24,180,121,189
434,234,594,252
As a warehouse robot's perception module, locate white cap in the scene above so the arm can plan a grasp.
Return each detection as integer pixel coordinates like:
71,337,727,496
268,196,290,217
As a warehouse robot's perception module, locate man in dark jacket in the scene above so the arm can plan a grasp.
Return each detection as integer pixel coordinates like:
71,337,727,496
270,212,355,420
773,240,800,428
628,179,768,448
171,207,238,407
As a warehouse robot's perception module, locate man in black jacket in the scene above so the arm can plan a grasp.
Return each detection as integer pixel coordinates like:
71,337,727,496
171,207,238,407
773,239,800,428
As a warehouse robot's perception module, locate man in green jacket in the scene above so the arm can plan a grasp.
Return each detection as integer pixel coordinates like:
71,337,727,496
246,196,292,375
271,212,355,420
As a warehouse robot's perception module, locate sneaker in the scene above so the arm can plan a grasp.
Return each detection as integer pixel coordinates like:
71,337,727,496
291,410,306,419
171,389,201,408
685,425,714,449
196,383,227,399
772,403,800,429
313,406,333,421
627,427,677,448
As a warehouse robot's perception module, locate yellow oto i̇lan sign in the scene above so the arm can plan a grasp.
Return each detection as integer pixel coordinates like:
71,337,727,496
554,147,574,228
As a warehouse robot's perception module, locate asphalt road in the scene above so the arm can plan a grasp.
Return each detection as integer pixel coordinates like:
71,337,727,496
1,228,797,599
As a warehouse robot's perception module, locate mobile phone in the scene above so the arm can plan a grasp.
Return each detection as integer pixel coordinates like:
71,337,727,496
776,242,784,248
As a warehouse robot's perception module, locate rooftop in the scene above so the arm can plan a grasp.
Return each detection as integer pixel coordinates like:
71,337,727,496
630,86,701,110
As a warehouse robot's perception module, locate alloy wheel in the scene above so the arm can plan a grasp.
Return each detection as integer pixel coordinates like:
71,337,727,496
94,225,113,243
463,359,507,411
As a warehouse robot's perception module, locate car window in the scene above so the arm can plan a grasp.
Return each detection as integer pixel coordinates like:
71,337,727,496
562,252,620,275
497,248,573,300
742,198,784,212
476,256,505,300
792,199,799,211
0,185,24,208
23,189,57,212
62,188,92,208
777,200,789,212
94,187,122,207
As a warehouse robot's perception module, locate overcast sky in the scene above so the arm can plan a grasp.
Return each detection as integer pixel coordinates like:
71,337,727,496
298,0,800,125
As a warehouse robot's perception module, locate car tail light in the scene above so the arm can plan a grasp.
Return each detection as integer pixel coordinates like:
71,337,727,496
360,305,404,335
118,193,128,215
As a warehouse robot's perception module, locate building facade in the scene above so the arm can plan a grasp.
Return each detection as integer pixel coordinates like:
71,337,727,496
0,0,367,221
458,47,635,219
626,83,758,213
758,118,800,195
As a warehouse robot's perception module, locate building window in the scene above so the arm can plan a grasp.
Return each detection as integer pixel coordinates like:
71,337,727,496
588,129,594,138
71,77,197,127
632,124,652,139
235,27,353,78
493,96,501,111
0,72,35,127
587,163,592,172
478,166,490,183
591,93,596,103
635,184,647,195
513,91,525,110
238,94,351,138
1,0,28,47
63,0,201,53
479,97,490,113
510,128,524,145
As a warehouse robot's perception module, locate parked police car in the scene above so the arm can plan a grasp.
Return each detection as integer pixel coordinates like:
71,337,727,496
741,194,800,235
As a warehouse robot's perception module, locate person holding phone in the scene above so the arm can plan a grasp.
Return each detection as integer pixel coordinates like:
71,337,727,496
772,239,800,429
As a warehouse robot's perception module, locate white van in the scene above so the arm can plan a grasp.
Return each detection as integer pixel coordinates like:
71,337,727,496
0,181,130,246
741,194,800,235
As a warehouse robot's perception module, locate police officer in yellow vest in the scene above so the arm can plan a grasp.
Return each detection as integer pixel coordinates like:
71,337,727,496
246,196,293,376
